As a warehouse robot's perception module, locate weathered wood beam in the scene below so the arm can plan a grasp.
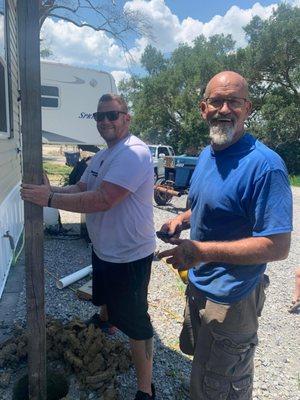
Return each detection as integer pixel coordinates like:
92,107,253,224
17,0,46,399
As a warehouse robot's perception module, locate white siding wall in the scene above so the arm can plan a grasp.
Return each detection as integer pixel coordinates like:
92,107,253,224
0,184,23,297
0,0,23,297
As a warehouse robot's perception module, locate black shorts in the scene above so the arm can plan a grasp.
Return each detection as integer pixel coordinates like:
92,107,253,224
92,251,154,340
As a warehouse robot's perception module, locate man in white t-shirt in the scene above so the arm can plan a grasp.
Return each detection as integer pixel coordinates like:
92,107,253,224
21,94,156,400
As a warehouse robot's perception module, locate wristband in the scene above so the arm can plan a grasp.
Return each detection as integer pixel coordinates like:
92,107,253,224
47,192,54,207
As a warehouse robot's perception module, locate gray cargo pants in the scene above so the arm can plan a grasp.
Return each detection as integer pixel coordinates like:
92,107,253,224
179,276,268,400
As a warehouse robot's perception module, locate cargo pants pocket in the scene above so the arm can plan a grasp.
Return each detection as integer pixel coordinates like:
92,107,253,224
203,374,252,400
230,376,253,400
203,375,230,400
202,332,255,399
206,332,256,377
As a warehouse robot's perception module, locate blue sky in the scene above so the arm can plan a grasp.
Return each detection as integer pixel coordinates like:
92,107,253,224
40,0,300,85
162,0,278,21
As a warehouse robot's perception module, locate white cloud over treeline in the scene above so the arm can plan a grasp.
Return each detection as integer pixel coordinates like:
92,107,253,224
41,0,297,82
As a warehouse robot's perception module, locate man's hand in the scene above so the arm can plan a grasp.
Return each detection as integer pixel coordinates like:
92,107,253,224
21,179,51,207
157,218,182,243
158,211,191,243
157,238,203,270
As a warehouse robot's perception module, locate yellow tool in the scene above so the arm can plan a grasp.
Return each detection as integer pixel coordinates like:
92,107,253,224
178,269,188,284
160,257,188,284
155,227,191,285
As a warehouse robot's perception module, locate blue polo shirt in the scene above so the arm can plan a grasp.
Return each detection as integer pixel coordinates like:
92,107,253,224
188,133,293,304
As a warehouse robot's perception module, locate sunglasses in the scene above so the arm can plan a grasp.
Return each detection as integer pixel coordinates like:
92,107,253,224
93,110,127,122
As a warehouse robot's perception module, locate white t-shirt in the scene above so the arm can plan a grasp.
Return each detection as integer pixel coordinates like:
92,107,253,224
80,134,156,263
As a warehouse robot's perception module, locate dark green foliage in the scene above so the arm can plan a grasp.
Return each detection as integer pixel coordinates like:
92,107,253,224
141,45,167,75
121,34,235,153
239,3,300,173
276,141,300,175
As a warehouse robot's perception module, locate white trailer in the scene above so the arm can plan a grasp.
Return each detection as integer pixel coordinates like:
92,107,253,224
41,61,117,146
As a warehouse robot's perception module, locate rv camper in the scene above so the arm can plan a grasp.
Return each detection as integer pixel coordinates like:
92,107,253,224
41,62,117,146
0,0,23,298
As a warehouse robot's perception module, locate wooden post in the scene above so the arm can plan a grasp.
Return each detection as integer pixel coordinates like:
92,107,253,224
17,1,46,399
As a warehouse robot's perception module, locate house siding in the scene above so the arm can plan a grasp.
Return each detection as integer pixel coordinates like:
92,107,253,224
0,0,23,298
0,0,21,205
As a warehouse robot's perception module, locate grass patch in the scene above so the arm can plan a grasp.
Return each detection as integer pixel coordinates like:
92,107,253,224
43,161,72,186
177,279,187,297
166,339,180,352
289,175,300,187
43,161,72,176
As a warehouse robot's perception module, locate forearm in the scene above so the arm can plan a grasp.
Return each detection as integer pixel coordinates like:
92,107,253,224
50,184,82,194
196,234,290,265
51,189,110,213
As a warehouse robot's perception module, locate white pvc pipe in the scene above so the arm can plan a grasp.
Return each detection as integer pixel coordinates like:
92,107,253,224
56,265,92,289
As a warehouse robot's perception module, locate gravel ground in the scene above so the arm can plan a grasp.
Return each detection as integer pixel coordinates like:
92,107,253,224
0,188,299,399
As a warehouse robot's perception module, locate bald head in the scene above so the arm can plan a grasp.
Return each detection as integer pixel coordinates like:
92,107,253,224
204,71,249,99
200,70,252,150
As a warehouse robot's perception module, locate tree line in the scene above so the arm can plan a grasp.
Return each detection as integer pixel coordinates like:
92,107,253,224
120,4,300,174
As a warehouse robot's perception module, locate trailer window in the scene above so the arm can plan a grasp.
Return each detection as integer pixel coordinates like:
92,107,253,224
41,85,59,108
0,2,10,138
41,85,59,97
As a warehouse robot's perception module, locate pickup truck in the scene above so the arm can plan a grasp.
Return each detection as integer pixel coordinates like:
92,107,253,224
148,144,175,182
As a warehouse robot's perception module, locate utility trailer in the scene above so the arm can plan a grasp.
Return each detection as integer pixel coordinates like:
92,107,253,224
154,155,198,207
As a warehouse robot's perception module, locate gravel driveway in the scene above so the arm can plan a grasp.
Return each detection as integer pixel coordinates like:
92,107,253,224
0,188,299,400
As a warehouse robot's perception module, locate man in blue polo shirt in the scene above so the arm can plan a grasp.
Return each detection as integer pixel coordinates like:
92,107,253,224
158,71,292,399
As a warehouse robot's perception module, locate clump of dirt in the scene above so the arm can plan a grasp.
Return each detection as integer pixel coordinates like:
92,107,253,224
0,317,132,399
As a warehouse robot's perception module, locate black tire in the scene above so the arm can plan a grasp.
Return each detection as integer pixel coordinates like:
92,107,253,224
154,178,173,205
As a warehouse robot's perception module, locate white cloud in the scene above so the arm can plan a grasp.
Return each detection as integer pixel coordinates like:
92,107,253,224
40,1,289,72
125,36,149,64
176,17,204,45
40,18,128,69
126,0,278,50
124,0,181,53
201,3,276,48
289,0,300,6
111,70,131,88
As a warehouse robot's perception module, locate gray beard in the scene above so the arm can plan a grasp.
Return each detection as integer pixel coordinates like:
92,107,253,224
209,124,235,146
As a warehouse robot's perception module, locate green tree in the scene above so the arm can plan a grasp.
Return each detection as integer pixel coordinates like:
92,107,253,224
121,34,235,153
236,4,300,172
140,45,167,75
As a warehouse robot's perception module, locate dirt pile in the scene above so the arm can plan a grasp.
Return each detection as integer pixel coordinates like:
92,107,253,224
0,317,132,399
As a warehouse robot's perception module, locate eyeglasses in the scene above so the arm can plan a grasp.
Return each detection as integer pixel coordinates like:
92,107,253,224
93,110,127,122
205,97,248,110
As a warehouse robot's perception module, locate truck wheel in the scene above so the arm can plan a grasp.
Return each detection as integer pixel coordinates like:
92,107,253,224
154,179,173,206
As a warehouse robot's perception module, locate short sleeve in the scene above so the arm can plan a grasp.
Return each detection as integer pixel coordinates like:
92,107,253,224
249,169,293,236
80,162,92,184
103,145,152,192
